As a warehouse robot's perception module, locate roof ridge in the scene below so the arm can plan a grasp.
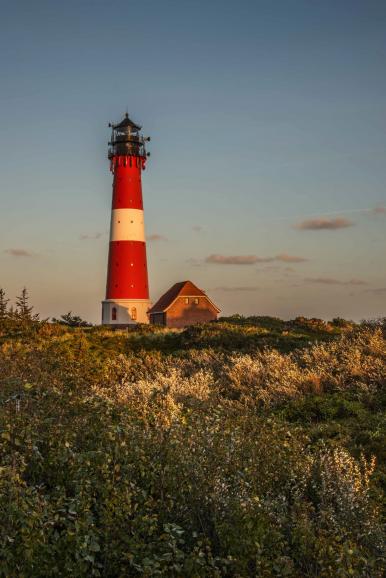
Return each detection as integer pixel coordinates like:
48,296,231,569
148,280,209,313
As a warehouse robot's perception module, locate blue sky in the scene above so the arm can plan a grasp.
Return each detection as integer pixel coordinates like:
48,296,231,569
0,0,385,322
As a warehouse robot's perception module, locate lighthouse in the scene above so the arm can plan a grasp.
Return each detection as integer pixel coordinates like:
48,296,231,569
102,113,151,326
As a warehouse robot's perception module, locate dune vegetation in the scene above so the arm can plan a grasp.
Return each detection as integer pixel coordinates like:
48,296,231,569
0,291,385,576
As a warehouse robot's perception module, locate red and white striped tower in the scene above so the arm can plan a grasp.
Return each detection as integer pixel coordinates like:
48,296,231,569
102,113,151,325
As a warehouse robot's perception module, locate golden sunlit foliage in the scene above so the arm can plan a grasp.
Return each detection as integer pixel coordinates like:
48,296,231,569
0,306,385,576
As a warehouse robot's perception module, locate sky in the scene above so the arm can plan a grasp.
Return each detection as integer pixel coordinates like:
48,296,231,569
0,0,385,323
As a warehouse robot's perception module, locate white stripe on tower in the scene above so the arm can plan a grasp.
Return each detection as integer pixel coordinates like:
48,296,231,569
109,208,146,242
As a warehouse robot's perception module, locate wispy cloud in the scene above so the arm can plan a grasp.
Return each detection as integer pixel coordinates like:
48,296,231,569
256,265,281,272
296,218,354,230
276,253,307,263
206,253,307,265
147,234,168,242
256,265,295,273
192,225,203,232
305,277,367,286
365,287,386,294
249,204,386,224
186,258,203,267
4,248,35,257
370,206,386,215
80,232,102,240
206,254,262,265
213,286,260,292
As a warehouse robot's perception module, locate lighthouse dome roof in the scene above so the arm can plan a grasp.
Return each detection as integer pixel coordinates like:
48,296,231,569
111,113,141,131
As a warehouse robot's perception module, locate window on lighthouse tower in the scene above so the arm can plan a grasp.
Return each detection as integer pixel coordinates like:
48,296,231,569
112,307,117,321
131,307,137,321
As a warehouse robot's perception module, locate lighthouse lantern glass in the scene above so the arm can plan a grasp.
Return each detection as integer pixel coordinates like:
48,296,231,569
108,115,147,159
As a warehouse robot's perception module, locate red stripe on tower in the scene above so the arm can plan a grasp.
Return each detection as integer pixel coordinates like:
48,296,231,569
102,113,151,326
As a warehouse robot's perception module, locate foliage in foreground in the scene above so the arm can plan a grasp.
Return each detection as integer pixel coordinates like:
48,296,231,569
0,314,385,576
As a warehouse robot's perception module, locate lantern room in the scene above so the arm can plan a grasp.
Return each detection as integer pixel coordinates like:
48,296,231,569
108,113,150,159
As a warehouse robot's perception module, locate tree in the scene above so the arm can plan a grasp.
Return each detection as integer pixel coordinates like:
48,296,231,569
52,311,91,327
0,288,9,321
15,287,39,322
331,317,352,328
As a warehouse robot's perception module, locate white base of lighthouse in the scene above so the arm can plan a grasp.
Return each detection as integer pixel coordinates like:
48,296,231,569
102,299,151,326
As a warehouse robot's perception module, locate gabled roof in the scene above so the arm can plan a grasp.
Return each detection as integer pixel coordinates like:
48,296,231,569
112,113,141,131
149,281,220,314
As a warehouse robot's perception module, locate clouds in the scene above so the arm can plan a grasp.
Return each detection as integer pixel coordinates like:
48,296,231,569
295,217,354,230
4,248,35,257
206,254,261,265
186,258,202,267
206,253,307,265
305,277,367,286
370,206,386,215
79,232,103,240
275,253,307,263
366,287,386,294
293,205,385,230
147,234,168,242
213,286,260,292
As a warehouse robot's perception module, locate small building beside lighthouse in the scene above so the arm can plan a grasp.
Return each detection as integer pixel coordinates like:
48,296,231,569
102,113,151,326
149,281,220,328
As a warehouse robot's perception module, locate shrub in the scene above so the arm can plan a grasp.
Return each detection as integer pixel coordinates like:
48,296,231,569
0,321,384,576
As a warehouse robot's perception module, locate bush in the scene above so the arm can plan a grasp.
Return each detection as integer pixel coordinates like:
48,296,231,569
0,321,384,576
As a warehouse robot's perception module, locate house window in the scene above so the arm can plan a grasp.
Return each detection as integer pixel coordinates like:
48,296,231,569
112,307,117,321
184,297,189,304
193,298,199,304
131,307,137,320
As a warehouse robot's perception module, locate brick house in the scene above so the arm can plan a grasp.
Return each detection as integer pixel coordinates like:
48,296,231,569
148,280,220,328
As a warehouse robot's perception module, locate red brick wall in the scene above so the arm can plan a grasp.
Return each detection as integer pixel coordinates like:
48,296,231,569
165,296,218,328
